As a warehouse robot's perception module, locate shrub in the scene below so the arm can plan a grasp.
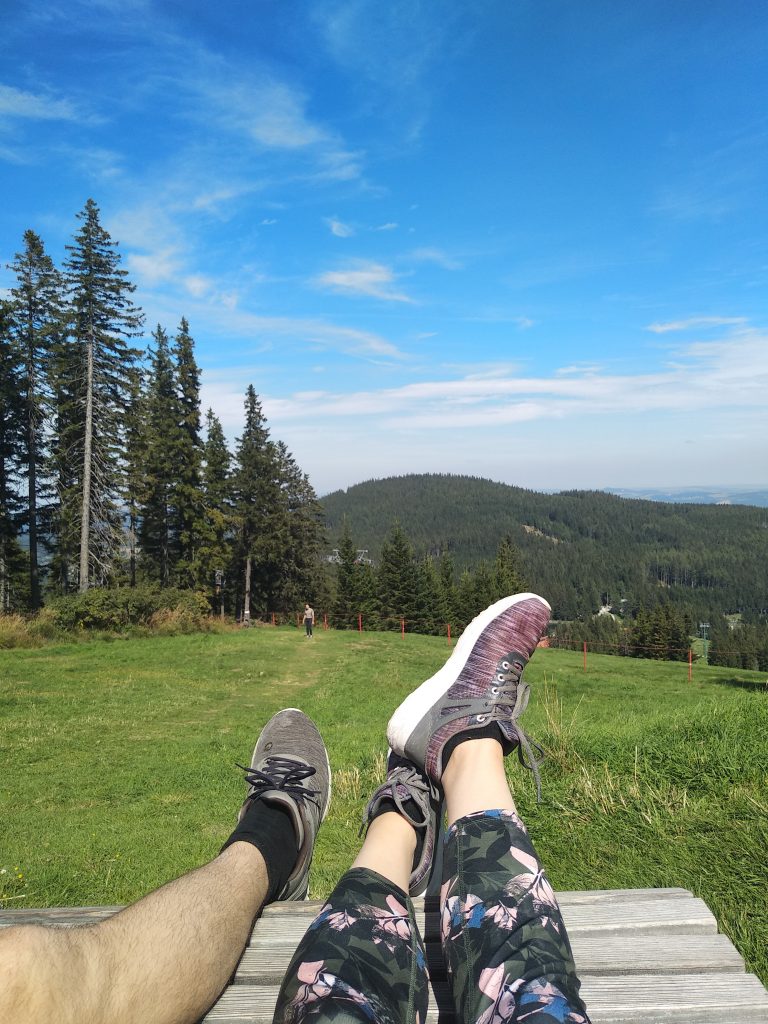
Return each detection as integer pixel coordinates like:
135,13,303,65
43,585,212,633
0,614,41,649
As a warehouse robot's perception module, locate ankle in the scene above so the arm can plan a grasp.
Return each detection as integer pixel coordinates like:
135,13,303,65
443,736,505,785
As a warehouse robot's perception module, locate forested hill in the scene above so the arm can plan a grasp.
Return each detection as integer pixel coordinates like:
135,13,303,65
321,474,768,621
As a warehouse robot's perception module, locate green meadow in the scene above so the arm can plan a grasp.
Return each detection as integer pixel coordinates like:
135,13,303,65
1,627,766,982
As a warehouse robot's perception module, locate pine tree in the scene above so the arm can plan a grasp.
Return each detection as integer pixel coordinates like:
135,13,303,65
0,300,27,610
438,553,457,629
170,318,205,585
198,409,233,608
122,363,147,587
7,230,64,607
232,386,283,620
138,326,178,586
60,199,143,590
377,522,419,631
273,440,325,611
493,536,527,599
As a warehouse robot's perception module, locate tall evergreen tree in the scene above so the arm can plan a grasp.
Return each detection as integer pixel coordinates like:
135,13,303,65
377,522,420,630
273,439,325,610
232,386,282,619
493,536,526,599
60,198,143,590
122,363,147,587
170,318,205,584
7,230,64,607
198,409,233,608
332,519,378,628
0,299,27,610
138,326,177,586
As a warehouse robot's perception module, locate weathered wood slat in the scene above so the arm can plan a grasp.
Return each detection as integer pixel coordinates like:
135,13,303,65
236,932,744,984
202,973,768,1024
0,890,718,942
3,889,766,1024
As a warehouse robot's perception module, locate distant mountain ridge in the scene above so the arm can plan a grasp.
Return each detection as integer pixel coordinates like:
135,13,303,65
321,474,768,621
603,486,768,507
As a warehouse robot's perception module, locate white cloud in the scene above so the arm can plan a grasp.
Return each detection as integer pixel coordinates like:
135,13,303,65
646,316,748,333
314,260,415,303
375,222,398,231
261,218,278,225
407,247,462,270
0,83,80,122
325,216,355,237
256,329,768,431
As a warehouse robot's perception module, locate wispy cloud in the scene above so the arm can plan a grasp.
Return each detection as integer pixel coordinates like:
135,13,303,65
314,260,415,302
0,83,81,122
375,222,398,231
256,329,768,431
325,216,355,237
646,316,748,333
407,247,462,270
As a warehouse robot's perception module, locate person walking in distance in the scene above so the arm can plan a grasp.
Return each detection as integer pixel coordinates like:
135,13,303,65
304,603,315,638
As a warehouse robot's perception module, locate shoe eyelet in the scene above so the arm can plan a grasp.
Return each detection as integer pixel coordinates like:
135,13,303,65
491,686,499,695
497,673,505,682
501,661,510,670
477,714,487,723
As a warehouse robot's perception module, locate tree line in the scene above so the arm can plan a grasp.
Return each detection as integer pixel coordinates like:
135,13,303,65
331,521,527,634
1,200,324,617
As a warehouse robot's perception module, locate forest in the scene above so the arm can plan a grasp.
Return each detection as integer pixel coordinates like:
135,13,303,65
0,200,324,619
3,203,766,668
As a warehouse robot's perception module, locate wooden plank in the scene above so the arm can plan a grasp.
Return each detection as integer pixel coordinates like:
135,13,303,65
0,892,719,944
202,972,768,1023
233,932,744,985
251,895,718,943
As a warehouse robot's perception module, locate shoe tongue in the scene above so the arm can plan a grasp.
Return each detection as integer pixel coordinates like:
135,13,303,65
261,791,306,850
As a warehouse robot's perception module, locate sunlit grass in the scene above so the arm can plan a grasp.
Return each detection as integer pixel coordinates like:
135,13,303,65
1,627,766,981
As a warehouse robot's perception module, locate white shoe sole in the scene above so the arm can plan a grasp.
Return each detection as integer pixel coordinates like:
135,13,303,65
386,593,551,755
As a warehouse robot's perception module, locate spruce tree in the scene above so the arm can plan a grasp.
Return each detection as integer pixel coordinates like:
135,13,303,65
170,318,205,584
273,439,325,611
232,386,282,619
198,409,233,607
138,326,178,586
60,199,143,590
0,300,27,610
493,536,527,599
7,230,64,607
377,522,420,631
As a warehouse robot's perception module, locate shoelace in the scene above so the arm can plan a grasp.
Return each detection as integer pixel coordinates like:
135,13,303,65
239,755,320,808
360,764,436,835
481,671,546,802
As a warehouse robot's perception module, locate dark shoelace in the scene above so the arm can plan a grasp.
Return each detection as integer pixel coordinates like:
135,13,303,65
239,755,321,808
360,763,436,835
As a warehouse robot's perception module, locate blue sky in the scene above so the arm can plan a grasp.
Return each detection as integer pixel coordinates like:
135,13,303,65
2,0,767,495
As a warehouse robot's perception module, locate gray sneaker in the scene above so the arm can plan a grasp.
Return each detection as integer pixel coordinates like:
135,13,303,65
387,593,550,797
237,708,331,900
361,751,441,897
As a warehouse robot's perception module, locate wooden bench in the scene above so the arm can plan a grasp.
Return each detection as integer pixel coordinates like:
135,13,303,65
2,888,767,1022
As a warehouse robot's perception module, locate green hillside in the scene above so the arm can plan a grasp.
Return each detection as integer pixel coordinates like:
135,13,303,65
321,474,768,620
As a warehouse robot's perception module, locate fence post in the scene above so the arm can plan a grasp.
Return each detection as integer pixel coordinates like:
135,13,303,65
447,623,452,646
401,617,405,637
323,612,328,630
358,613,362,632
271,612,276,626
583,641,587,672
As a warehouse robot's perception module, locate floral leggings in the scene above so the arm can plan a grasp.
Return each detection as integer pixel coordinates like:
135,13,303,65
273,810,591,1024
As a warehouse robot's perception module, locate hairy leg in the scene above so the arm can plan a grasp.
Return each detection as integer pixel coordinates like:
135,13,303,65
0,842,267,1024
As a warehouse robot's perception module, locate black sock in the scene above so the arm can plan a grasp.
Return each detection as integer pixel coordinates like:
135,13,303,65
441,722,513,773
369,797,426,874
221,799,299,903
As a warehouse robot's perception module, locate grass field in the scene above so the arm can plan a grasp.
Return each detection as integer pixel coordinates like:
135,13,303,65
2,626,767,983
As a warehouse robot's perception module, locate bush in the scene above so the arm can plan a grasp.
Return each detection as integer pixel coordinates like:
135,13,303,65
43,585,212,634
0,614,41,649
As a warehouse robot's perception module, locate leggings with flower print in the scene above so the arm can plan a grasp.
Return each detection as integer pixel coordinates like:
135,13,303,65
273,810,590,1024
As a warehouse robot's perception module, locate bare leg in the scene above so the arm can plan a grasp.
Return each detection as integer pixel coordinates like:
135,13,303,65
442,736,516,824
0,842,267,1024
351,811,416,892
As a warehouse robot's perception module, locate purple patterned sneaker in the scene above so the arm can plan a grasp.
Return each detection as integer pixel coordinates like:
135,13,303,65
387,593,551,797
361,751,441,897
